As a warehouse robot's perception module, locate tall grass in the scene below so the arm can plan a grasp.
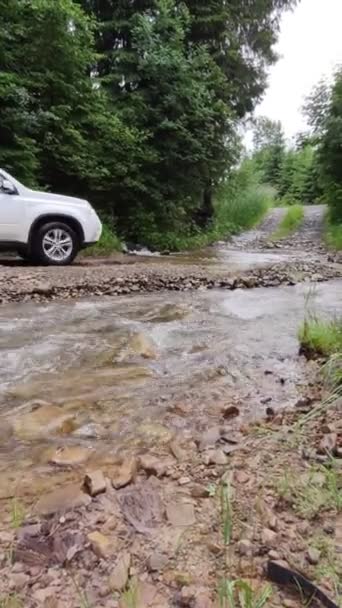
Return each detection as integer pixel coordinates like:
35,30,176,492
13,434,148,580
325,211,342,251
215,182,274,233
298,317,342,358
271,204,304,239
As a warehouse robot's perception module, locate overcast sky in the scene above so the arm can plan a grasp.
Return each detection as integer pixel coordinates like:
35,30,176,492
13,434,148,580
254,0,342,141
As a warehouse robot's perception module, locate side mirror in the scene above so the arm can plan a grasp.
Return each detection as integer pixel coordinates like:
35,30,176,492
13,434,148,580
2,179,17,195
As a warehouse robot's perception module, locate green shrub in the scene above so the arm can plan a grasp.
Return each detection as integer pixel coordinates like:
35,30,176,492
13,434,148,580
82,222,122,256
325,212,342,251
298,317,342,358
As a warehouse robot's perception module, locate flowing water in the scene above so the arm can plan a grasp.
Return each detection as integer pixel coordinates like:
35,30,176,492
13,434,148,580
0,277,341,501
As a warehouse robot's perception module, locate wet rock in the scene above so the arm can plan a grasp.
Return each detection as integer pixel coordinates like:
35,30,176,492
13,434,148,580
148,552,168,572
84,470,107,497
138,454,168,477
261,528,278,547
166,501,196,527
221,405,240,419
112,457,137,489
139,423,174,446
190,484,210,499
47,446,92,467
35,484,91,516
237,539,254,557
88,531,111,559
307,548,321,565
203,449,228,466
124,332,157,360
109,552,131,591
14,405,75,439
73,423,106,439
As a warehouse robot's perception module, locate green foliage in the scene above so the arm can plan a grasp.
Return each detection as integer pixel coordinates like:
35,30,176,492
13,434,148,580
218,580,272,608
326,223,342,251
304,68,342,222
298,317,342,358
1,0,297,246
276,463,342,519
83,222,122,256
271,204,304,239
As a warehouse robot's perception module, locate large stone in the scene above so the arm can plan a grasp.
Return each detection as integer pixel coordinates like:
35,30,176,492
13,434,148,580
166,501,196,527
84,470,107,497
109,552,131,591
123,332,157,360
307,548,321,565
112,457,137,489
139,423,173,446
261,528,278,547
47,446,92,467
138,454,168,477
14,405,75,439
35,484,91,516
203,449,228,466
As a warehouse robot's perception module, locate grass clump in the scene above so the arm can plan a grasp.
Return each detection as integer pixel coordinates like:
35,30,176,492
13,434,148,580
271,204,304,240
217,482,273,608
83,221,122,256
215,182,273,234
325,213,342,251
299,317,342,358
0,596,23,608
276,462,342,519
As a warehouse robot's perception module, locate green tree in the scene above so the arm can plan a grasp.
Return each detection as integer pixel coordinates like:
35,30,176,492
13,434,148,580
318,69,342,221
252,117,285,187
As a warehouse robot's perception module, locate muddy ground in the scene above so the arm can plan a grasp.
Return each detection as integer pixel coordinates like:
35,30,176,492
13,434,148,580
0,206,341,608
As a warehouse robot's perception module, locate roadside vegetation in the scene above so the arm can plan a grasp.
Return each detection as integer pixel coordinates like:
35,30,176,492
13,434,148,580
299,316,342,359
271,204,304,240
325,215,342,251
83,222,122,256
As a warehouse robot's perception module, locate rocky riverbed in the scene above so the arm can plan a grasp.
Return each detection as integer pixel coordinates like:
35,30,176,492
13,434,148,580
0,207,341,607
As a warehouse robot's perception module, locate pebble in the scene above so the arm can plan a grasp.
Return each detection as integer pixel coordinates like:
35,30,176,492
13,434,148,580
261,528,278,547
307,547,321,565
237,539,254,557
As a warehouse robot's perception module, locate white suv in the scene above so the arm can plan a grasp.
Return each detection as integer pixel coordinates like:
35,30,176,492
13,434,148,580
0,169,102,265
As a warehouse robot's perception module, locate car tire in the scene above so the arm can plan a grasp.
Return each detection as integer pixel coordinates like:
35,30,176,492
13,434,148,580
32,222,79,266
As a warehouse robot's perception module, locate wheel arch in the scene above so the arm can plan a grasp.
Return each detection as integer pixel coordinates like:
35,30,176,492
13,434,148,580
28,214,85,249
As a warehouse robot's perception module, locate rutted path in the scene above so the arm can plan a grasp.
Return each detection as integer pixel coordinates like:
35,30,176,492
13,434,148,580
231,204,326,252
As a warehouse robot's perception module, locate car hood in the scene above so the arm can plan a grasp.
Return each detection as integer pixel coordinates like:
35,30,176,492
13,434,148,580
27,189,89,207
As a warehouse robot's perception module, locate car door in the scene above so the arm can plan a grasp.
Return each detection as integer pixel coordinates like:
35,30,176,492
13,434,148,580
0,175,25,242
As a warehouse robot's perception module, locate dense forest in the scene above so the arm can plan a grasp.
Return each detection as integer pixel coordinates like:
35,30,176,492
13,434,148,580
0,0,341,249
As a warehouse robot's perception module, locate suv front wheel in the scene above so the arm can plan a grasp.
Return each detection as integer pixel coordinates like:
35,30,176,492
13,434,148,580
32,222,79,265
